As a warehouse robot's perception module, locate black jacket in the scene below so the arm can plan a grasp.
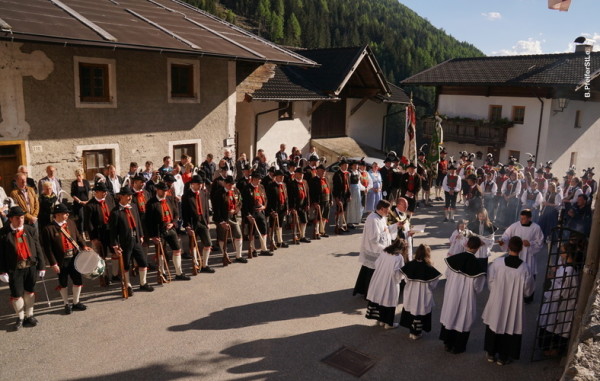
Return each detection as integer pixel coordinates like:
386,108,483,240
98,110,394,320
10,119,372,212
332,170,351,200
181,188,209,227
266,181,288,213
0,224,45,272
145,196,179,237
287,179,310,210
42,219,86,266
109,204,144,249
84,196,116,240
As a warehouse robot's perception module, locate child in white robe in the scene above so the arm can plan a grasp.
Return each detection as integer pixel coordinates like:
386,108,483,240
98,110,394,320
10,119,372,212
447,219,470,256
439,236,486,354
482,236,535,365
365,239,407,329
400,244,442,340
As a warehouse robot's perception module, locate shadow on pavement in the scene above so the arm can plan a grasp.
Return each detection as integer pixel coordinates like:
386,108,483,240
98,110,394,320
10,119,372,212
168,289,364,332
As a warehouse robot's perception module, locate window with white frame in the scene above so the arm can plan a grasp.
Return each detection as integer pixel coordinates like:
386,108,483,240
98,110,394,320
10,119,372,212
167,58,200,103
74,57,117,108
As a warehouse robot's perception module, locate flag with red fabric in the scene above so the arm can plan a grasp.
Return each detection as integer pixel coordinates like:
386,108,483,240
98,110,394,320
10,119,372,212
548,0,571,11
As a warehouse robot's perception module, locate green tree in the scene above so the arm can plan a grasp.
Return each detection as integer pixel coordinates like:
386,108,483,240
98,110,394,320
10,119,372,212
270,13,285,42
285,13,302,46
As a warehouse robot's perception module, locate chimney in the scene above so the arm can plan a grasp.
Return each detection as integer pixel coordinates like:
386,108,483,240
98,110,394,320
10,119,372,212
574,36,593,53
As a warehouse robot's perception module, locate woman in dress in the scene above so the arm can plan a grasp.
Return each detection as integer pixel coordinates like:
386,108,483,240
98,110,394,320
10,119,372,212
365,238,407,329
366,162,382,213
38,181,58,231
346,161,364,227
70,168,90,234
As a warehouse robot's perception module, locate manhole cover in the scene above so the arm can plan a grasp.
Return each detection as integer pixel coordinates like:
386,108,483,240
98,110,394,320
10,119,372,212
321,346,377,377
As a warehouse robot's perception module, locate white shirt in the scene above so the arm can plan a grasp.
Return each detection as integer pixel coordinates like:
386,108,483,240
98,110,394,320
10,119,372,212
109,176,121,194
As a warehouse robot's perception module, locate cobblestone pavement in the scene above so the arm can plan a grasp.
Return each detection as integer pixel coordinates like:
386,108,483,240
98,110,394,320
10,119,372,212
0,200,563,380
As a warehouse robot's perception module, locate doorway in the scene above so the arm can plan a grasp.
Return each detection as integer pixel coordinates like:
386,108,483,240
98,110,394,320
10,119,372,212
0,141,26,191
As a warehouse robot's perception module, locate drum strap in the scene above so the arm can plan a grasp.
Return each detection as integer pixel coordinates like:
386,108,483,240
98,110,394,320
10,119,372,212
60,225,81,253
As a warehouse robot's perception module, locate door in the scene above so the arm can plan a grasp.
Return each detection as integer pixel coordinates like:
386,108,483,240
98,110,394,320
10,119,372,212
82,149,112,180
312,100,347,138
0,143,24,191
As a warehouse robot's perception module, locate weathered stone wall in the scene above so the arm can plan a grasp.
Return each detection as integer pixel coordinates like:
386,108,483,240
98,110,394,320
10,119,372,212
3,42,233,181
562,275,600,380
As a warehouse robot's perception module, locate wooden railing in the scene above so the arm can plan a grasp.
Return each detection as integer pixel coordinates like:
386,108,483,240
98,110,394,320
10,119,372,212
420,118,512,148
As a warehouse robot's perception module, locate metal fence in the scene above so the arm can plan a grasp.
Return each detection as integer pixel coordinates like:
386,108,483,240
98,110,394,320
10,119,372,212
531,226,588,361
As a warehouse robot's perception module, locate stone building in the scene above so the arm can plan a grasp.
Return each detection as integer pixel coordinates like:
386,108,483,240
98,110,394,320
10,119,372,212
0,0,315,189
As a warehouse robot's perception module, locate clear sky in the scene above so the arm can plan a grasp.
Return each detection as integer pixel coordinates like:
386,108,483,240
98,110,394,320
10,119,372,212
399,0,599,55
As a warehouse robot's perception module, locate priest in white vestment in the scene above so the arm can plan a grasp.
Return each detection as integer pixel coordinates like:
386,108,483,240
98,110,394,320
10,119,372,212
499,209,544,303
482,236,535,365
353,200,401,296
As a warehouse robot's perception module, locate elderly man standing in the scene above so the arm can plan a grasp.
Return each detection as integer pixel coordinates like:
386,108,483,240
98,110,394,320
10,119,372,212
38,165,62,200
10,173,39,227
12,165,37,192
353,199,403,297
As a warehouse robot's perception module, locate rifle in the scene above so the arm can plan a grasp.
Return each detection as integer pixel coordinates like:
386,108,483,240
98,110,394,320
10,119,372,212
250,215,268,250
314,203,323,237
247,216,256,259
114,246,128,299
155,239,171,284
269,212,280,251
291,209,300,244
222,223,233,266
335,199,348,233
188,230,201,276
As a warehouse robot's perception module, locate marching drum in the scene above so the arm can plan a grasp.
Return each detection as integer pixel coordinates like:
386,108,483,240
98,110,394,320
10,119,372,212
74,250,106,279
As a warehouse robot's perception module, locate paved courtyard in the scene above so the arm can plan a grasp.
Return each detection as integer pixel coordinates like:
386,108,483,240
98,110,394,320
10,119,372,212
0,201,564,380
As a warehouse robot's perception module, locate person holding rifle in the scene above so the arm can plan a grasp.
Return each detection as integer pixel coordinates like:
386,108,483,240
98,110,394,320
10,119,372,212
0,206,46,331
42,204,92,314
266,170,289,248
332,158,351,234
211,176,246,263
146,182,189,281
287,168,312,244
109,187,154,296
183,174,217,272
309,164,332,239
241,171,272,256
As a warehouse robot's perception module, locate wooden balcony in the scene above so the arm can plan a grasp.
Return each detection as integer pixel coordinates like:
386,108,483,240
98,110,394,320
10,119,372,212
420,118,513,148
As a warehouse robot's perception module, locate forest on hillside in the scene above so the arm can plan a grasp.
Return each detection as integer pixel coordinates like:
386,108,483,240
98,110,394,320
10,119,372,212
183,0,484,88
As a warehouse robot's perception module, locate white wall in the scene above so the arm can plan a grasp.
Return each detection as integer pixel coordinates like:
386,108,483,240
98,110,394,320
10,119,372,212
253,101,312,163
543,99,600,178
346,99,386,150
438,94,543,164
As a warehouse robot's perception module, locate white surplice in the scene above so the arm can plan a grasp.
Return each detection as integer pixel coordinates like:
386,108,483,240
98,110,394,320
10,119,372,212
482,256,535,335
366,253,405,307
447,229,468,256
500,221,545,276
439,263,486,332
402,273,440,316
359,212,399,269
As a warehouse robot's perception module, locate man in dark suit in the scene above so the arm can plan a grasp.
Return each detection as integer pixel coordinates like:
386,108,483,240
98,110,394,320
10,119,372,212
287,168,311,243
42,204,91,314
332,159,351,234
0,206,46,330
309,164,332,238
84,182,116,286
266,170,289,248
183,175,217,272
211,176,246,263
399,163,422,217
105,165,124,196
146,182,189,281
109,187,154,296
241,172,273,256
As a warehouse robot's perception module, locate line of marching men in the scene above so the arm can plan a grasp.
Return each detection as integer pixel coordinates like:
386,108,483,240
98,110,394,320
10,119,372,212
0,157,360,331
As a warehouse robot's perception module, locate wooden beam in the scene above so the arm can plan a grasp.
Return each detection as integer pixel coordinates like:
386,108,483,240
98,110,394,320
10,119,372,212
350,97,369,116
308,101,325,117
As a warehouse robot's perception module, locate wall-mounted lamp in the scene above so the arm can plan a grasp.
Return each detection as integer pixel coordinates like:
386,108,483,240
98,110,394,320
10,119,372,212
555,98,569,113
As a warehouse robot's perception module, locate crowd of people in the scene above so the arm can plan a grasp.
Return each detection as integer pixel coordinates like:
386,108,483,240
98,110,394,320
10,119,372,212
0,144,595,366
356,148,595,365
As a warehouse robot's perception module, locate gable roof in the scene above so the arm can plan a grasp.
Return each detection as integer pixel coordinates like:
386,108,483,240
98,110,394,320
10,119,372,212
401,51,600,88
0,0,316,66
250,46,403,102
297,46,391,96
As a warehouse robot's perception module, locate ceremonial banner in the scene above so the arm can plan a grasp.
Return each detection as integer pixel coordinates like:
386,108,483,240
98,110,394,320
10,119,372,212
548,0,571,11
403,102,417,165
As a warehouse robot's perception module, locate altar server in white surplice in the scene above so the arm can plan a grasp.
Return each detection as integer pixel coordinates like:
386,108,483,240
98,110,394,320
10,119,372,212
353,200,401,297
365,239,407,329
439,236,486,354
499,209,544,303
482,236,535,365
